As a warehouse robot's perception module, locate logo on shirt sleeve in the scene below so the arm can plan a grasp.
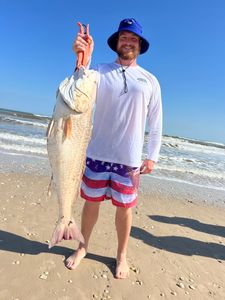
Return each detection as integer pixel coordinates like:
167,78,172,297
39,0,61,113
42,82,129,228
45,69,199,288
137,78,148,84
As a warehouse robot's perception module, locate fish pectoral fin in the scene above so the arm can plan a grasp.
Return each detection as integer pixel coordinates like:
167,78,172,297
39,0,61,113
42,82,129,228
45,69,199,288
46,119,55,138
63,116,73,140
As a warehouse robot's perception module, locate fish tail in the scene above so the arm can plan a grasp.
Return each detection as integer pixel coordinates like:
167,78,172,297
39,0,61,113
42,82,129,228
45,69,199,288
48,218,84,249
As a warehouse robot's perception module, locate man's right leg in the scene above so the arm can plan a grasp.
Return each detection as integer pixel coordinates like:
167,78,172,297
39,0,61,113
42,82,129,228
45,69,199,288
66,201,100,270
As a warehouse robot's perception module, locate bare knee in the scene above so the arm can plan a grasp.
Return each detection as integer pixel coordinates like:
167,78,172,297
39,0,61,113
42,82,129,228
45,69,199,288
82,201,101,223
84,201,101,212
116,206,132,218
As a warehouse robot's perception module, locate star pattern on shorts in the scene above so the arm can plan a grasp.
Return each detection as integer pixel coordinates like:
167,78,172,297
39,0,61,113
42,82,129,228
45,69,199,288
86,158,130,176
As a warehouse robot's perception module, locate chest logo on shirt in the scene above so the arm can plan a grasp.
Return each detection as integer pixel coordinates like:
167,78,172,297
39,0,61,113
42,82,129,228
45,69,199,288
137,78,148,84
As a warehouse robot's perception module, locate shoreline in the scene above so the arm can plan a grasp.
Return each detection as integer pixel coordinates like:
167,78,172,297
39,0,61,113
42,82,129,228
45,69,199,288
1,148,225,206
1,171,225,299
140,175,225,208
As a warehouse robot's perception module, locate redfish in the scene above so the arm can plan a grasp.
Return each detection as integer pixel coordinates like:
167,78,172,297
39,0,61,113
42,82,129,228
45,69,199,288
47,23,97,248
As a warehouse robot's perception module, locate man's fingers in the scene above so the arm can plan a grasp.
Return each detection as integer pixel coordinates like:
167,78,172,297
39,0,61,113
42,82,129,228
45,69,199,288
73,43,86,53
77,33,89,45
140,160,155,175
73,41,87,53
74,37,88,48
140,165,153,174
140,169,152,174
73,33,94,54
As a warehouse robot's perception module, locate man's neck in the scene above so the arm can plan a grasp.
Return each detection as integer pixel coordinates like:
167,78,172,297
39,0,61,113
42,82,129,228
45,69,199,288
115,57,138,67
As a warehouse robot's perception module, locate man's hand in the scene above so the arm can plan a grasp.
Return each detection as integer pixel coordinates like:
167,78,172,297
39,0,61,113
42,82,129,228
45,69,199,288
140,159,155,174
72,33,94,57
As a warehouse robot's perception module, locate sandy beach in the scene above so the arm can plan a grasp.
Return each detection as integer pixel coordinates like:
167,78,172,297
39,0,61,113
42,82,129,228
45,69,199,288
1,171,225,300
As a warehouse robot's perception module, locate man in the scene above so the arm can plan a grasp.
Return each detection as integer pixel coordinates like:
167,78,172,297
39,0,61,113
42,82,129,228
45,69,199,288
66,18,162,279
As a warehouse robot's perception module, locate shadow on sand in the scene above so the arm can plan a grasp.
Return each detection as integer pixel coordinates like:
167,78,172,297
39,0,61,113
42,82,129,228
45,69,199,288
150,215,225,238
130,215,225,261
0,230,116,274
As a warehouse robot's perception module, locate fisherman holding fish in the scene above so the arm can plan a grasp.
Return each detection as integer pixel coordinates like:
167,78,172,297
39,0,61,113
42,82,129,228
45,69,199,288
64,18,163,279
48,18,162,279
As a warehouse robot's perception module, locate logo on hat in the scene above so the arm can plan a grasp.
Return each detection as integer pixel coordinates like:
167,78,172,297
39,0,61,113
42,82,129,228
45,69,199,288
126,20,133,25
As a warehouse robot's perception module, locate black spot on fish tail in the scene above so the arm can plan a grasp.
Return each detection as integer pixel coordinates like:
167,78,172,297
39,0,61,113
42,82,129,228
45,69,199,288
68,220,73,226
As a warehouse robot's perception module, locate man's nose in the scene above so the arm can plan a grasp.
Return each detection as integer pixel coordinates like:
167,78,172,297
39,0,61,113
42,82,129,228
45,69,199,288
124,41,132,46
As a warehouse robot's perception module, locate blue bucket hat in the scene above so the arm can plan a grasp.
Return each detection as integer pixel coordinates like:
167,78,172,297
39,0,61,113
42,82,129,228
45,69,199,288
107,18,149,55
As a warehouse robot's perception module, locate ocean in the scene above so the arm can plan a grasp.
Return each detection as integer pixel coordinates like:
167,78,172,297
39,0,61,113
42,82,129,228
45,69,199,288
0,108,225,192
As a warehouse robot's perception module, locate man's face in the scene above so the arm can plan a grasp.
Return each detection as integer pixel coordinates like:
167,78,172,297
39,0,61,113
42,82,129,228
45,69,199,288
116,31,141,60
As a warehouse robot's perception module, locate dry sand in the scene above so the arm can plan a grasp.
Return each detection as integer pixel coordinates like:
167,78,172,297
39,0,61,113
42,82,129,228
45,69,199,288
0,172,225,300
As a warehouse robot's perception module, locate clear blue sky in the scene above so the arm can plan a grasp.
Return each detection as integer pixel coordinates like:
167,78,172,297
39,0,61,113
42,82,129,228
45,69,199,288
1,0,225,143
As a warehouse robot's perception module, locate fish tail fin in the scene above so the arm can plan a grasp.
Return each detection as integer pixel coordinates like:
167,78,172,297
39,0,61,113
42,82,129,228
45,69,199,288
65,219,85,243
48,218,84,249
48,222,65,249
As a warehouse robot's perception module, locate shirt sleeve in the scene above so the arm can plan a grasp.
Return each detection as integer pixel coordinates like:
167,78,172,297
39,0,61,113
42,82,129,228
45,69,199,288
146,77,163,162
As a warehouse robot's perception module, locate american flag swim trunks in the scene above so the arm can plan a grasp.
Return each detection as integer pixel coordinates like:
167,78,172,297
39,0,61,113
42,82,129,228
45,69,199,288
80,157,139,208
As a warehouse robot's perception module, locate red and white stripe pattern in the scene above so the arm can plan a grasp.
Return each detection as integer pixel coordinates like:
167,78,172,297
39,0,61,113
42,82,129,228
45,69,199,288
80,158,138,208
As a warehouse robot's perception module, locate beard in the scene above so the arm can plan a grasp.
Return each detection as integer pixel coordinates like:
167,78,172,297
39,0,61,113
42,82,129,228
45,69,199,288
116,45,140,60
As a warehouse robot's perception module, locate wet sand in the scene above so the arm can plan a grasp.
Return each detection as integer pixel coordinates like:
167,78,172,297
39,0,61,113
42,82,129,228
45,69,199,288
1,172,225,300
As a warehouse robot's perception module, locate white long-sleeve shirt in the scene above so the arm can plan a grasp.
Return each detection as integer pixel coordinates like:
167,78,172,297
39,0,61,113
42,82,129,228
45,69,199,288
86,62,162,167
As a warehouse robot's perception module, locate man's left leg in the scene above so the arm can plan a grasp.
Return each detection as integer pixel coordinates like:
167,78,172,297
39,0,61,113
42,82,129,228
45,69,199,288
115,206,132,279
